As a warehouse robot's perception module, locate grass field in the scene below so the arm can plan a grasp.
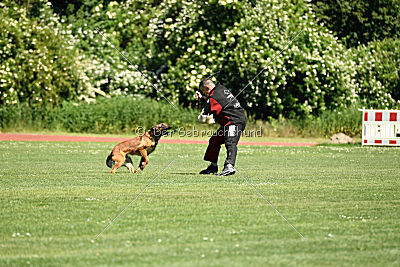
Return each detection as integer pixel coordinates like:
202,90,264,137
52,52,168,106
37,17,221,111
0,141,399,266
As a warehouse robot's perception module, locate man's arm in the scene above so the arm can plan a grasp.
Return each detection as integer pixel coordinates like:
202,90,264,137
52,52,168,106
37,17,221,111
208,97,222,116
198,99,215,124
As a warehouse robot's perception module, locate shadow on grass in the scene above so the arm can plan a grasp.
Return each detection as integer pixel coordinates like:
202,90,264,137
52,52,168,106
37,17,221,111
169,172,198,175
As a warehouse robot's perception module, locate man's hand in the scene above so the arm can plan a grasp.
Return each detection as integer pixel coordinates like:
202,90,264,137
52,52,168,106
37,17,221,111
194,91,202,101
198,109,205,122
198,109,215,124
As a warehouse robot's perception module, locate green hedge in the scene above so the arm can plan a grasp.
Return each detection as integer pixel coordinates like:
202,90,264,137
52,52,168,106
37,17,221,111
58,96,198,133
0,96,198,133
294,105,362,137
0,95,363,138
143,0,400,118
0,0,94,107
352,38,400,107
1,0,399,121
311,0,400,47
149,0,360,118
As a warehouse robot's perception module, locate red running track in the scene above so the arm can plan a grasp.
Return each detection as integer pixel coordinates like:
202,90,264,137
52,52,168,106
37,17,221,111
0,133,318,146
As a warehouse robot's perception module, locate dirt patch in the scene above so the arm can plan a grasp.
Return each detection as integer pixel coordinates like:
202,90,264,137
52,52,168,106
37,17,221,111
328,133,355,144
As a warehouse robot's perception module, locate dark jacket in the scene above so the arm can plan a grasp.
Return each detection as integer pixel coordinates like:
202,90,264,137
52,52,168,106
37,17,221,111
203,83,246,127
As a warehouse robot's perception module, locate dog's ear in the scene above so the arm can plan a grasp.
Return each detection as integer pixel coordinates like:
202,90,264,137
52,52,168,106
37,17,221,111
160,123,171,130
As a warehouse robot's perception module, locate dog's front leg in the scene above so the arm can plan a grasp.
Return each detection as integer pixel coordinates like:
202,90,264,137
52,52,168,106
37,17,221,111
111,153,125,174
111,161,124,174
135,149,149,173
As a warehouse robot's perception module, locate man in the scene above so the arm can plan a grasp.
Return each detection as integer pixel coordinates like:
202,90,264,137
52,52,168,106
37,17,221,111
196,77,246,176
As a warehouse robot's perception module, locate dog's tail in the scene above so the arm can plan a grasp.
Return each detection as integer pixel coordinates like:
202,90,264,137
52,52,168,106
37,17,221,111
106,153,114,168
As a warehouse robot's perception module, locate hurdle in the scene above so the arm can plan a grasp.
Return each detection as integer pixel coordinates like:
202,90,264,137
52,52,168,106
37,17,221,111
359,108,400,146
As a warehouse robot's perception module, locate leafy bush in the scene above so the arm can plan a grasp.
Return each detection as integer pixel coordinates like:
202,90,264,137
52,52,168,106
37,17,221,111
311,0,400,47
0,0,105,107
0,0,154,108
352,38,400,108
148,0,362,119
55,0,158,98
1,0,399,123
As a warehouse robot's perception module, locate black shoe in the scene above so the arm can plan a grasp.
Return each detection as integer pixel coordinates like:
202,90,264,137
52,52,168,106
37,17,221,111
217,164,236,176
199,164,218,174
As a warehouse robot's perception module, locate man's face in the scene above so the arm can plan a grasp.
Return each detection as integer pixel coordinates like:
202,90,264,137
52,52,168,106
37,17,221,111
200,85,211,97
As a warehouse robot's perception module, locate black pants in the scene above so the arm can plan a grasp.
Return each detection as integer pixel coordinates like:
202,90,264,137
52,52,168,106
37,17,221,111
204,123,245,166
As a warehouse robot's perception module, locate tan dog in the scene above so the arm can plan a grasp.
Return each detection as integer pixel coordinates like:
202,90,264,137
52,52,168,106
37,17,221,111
106,123,171,174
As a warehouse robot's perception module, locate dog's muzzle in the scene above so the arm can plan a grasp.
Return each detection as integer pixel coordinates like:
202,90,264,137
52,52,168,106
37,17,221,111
161,126,172,136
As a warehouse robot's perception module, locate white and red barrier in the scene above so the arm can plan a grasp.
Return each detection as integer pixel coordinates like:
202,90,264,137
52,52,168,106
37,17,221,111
359,108,400,146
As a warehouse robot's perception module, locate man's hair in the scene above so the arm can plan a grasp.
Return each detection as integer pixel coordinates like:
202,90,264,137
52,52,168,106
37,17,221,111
199,71,220,90
199,78,214,90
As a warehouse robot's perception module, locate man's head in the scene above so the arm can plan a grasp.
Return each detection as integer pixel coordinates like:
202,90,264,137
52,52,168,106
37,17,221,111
198,78,215,97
